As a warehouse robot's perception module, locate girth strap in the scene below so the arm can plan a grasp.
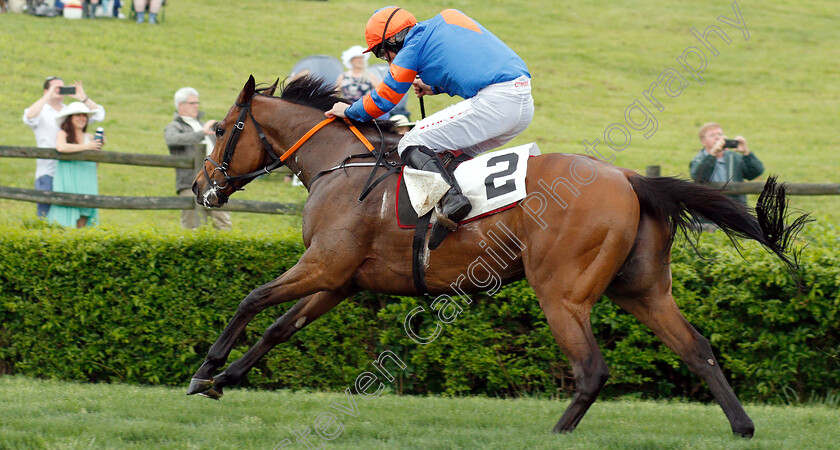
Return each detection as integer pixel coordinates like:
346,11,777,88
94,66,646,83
412,211,432,294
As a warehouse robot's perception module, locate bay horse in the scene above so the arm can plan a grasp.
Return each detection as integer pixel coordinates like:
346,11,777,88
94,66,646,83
187,75,808,437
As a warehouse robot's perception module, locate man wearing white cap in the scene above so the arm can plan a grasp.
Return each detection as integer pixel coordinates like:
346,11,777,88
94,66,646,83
23,77,105,218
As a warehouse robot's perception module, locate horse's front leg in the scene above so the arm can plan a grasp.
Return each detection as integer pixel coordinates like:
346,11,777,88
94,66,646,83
199,287,359,397
187,251,352,396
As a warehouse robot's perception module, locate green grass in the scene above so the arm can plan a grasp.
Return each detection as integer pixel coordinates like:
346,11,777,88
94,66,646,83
1,0,839,229
0,376,838,449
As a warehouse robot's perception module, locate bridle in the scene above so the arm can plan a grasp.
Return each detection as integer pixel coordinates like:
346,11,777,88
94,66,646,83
203,93,281,192
202,92,376,198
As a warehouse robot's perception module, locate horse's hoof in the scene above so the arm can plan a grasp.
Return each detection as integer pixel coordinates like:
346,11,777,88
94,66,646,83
187,378,222,399
197,387,223,400
733,427,754,439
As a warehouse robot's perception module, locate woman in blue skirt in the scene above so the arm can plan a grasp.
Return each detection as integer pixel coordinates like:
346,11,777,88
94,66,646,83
48,102,104,228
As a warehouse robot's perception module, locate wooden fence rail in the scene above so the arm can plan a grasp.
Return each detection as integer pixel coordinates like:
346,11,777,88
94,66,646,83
3,148,839,216
0,145,300,214
0,186,301,214
703,182,840,195
0,146,194,168
644,165,840,195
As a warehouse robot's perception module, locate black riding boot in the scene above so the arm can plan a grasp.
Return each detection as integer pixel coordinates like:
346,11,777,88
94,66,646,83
403,146,471,250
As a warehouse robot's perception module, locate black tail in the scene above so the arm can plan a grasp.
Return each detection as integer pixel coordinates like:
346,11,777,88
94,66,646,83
628,175,811,290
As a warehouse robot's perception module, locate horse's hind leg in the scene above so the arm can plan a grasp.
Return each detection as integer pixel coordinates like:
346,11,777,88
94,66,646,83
540,300,610,433
526,238,630,432
608,288,754,437
189,288,355,398
607,216,754,437
523,194,638,433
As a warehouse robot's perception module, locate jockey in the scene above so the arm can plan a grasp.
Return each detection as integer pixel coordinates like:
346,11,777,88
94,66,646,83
326,6,533,249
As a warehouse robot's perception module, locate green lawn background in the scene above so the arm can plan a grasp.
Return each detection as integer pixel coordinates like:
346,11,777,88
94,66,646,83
1,0,838,231
1,376,838,449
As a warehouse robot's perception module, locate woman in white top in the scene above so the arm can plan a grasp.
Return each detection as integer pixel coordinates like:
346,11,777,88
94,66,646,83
48,102,104,228
335,45,381,103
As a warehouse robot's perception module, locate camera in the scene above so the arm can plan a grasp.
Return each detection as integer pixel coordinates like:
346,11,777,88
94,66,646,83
723,139,740,148
58,86,76,95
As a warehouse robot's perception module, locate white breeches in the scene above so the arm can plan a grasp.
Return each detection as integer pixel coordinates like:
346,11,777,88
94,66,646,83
397,76,534,158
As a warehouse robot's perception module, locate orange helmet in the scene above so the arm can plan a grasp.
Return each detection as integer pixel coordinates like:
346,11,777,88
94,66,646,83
363,6,417,57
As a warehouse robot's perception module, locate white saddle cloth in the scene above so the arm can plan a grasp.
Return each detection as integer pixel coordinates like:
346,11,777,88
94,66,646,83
403,143,540,220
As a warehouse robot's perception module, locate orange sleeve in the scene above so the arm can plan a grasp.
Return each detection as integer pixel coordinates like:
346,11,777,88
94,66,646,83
362,94,385,118
390,64,417,83
376,82,405,105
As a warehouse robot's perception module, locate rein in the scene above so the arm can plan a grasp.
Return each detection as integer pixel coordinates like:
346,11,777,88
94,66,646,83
203,93,378,194
307,119,403,201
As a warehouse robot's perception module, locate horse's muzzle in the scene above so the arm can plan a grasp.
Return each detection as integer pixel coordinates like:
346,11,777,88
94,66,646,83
192,179,229,208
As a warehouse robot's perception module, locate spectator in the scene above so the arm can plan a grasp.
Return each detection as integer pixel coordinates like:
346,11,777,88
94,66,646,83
689,122,764,206
390,114,414,135
325,7,533,249
134,0,160,24
110,0,125,18
47,102,104,228
335,45,381,103
83,0,101,18
23,77,105,218
0,0,6,13
164,87,232,230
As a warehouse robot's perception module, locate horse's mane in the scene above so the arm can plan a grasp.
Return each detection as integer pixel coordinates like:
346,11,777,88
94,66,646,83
279,74,347,111
278,75,398,133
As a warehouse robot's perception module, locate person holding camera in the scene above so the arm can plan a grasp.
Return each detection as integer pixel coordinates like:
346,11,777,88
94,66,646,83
690,122,764,208
46,102,105,228
164,87,232,230
23,77,105,218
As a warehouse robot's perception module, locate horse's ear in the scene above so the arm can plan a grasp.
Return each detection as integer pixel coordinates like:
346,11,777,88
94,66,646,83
265,78,280,96
237,75,256,104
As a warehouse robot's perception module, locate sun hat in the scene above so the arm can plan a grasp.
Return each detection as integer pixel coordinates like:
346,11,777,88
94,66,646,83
55,102,101,127
341,45,370,69
390,114,415,128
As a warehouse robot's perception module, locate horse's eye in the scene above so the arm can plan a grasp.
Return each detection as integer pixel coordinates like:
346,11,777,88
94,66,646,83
215,126,224,137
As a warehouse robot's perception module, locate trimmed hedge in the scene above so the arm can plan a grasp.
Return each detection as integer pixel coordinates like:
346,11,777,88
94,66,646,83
1,221,838,403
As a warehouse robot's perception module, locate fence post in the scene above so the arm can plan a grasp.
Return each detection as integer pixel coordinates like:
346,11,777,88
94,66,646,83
646,165,661,177
192,148,204,215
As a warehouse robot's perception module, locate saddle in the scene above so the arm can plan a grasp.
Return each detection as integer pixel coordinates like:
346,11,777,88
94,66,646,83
396,151,474,228
397,143,538,294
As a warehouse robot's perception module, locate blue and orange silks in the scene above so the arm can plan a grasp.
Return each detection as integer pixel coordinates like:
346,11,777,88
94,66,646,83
345,9,530,123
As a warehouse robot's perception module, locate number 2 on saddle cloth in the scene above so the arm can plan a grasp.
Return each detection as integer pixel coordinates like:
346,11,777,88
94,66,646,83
397,143,538,294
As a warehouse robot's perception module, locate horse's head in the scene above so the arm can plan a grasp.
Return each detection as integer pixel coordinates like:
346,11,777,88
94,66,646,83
193,74,398,207
192,75,280,207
